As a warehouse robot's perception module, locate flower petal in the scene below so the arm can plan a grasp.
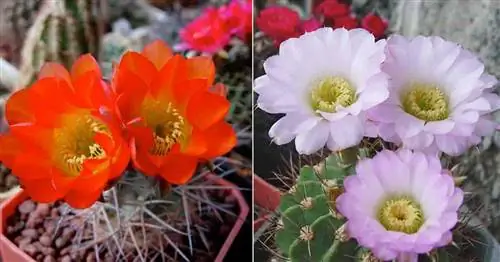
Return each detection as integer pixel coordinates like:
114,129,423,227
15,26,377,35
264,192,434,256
5,88,35,125
64,188,103,209
186,56,215,84
118,51,158,86
71,54,102,81
327,115,364,151
181,127,207,156
295,120,329,154
202,121,237,159
142,40,174,69
38,62,71,85
159,154,198,184
186,91,230,130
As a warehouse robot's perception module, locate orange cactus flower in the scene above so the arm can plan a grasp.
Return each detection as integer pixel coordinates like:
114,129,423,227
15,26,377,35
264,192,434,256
113,40,237,184
0,55,130,209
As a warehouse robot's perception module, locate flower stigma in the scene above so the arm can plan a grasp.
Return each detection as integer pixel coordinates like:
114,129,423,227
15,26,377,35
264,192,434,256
141,99,186,156
401,83,449,121
310,76,356,113
377,196,424,234
54,114,109,177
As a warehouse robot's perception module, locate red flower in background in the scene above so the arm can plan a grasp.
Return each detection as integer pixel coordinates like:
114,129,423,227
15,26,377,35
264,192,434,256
333,15,358,29
219,0,252,41
179,8,230,53
361,13,388,38
314,0,350,20
299,18,322,33
256,6,301,45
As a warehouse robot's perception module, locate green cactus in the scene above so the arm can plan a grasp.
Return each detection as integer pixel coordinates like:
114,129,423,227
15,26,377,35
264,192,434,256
275,152,361,261
274,147,462,262
18,0,101,88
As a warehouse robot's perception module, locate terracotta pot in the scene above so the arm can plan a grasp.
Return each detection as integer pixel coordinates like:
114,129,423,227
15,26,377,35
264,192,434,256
253,175,280,232
0,174,248,262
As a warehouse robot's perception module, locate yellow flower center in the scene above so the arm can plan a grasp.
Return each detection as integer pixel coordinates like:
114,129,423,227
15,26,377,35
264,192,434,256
141,99,186,156
401,83,449,121
310,76,356,113
53,114,109,177
377,196,424,234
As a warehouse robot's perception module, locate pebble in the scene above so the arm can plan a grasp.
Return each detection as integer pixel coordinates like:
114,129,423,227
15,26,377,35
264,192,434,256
60,247,70,256
35,254,44,261
18,200,36,214
20,243,37,256
13,236,22,244
41,247,55,256
55,237,68,248
50,208,59,218
18,237,32,248
40,235,52,247
36,203,51,216
61,255,72,262
44,221,56,235
62,227,75,237
21,228,39,239
86,253,97,262
43,255,56,262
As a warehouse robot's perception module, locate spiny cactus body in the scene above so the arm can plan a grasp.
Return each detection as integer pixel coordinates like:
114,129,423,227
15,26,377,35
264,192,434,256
18,0,101,88
275,153,359,262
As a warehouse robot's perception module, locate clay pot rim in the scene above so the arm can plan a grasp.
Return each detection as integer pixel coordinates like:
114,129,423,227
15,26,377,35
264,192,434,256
253,175,280,232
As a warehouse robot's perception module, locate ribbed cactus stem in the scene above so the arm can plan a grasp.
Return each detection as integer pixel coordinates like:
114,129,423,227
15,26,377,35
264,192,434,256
275,155,359,261
18,0,101,88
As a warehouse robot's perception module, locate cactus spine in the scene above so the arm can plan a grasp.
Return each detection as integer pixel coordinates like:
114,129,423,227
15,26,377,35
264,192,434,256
18,0,101,88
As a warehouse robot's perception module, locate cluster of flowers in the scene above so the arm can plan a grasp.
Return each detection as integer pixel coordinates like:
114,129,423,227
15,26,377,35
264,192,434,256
177,0,252,53
256,27,499,260
256,0,388,45
0,40,236,209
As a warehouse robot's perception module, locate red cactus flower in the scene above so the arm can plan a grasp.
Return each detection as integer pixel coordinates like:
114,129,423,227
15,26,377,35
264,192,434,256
300,18,322,33
314,0,350,20
256,6,301,45
112,40,237,184
178,7,231,53
0,55,130,208
361,13,388,38
219,0,252,41
333,15,359,29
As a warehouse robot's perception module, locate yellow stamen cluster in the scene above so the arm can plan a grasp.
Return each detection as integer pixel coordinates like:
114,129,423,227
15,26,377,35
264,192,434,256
310,76,356,113
141,100,186,156
401,83,449,121
54,115,109,177
377,196,424,234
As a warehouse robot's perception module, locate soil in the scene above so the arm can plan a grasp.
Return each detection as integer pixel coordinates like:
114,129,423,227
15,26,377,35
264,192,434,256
5,187,240,262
